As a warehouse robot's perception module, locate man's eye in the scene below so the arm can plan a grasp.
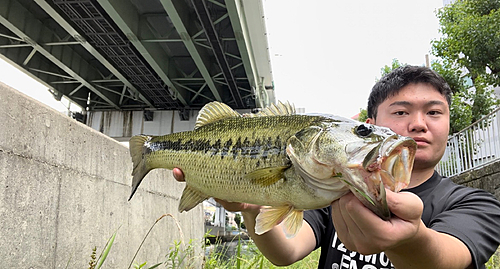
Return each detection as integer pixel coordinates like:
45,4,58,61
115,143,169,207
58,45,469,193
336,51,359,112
394,111,406,116
428,110,441,116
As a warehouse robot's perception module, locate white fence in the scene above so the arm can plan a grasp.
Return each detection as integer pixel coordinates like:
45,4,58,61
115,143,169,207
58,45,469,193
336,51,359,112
437,106,500,177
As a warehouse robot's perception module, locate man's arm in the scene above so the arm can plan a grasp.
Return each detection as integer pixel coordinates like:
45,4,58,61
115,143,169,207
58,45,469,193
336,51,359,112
172,168,317,266
331,190,473,269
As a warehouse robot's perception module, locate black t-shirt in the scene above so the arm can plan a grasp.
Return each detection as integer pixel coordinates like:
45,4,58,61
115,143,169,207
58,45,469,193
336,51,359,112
304,171,500,269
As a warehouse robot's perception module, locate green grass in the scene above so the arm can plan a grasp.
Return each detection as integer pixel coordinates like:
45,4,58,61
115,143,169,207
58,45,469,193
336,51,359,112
202,237,320,269
87,222,320,268
87,214,499,269
486,248,500,269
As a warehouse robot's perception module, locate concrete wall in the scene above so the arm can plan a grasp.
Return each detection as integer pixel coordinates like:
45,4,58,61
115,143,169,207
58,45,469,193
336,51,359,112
451,160,500,200
0,82,204,268
452,161,500,258
85,104,252,141
86,110,198,141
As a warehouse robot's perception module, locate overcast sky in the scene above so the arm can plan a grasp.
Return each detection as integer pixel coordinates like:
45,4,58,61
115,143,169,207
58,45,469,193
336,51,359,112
0,58,72,112
263,0,444,117
0,0,444,118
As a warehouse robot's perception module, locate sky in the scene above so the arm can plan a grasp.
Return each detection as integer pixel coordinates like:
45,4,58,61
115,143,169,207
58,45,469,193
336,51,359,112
0,0,444,118
0,57,76,113
263,0,444,117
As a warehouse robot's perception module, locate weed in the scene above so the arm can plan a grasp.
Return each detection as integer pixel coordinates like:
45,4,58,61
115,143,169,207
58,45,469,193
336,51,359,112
86,228,118,269
486,248,500,269
129,214,199,268
87,246,97,269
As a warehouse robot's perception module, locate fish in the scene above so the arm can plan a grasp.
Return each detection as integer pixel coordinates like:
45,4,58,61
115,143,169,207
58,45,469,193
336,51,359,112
128,101,416,238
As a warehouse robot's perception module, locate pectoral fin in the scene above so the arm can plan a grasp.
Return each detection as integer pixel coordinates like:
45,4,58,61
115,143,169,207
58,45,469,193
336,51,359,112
255,206,304,238
178,185,209,212
244,165,290,186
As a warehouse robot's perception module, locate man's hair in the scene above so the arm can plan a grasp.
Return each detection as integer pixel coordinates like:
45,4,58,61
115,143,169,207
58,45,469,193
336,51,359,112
367,65,452,119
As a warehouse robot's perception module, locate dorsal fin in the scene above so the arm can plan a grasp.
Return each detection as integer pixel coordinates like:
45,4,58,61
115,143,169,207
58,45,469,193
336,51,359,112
195,101,241,129
243,101,296,117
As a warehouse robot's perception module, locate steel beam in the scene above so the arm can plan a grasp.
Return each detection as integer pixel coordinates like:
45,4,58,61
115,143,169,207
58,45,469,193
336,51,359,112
226,0,273,108
97,0,189,106
159,0,223,103
0,0,120,109
225,0,257,94
191,0,243,107
34,0,154,108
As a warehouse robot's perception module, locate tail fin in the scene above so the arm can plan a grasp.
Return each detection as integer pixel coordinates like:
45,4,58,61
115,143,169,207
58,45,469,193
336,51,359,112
128,135,152,200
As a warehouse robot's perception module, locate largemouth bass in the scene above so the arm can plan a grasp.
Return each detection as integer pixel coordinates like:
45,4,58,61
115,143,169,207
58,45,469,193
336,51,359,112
129,102,416,238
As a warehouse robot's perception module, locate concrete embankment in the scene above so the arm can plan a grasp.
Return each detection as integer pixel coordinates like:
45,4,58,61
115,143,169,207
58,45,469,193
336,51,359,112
0,82,204,268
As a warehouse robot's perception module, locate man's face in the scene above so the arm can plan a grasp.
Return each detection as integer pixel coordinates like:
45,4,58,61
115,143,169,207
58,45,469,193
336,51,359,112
367,83,450,170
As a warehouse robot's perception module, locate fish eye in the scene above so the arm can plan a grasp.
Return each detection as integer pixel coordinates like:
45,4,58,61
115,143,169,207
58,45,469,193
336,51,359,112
355,124,373,137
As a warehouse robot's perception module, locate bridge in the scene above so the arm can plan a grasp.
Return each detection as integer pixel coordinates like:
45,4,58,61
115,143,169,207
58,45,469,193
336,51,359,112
0,0,275,119
0,1,274,262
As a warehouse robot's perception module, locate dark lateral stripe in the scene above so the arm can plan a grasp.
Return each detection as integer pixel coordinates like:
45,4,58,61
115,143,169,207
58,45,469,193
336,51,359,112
146,136,285,159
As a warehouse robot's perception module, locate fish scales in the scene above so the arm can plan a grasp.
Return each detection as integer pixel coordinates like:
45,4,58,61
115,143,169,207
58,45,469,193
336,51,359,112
142,114,333,207
147,114,321,158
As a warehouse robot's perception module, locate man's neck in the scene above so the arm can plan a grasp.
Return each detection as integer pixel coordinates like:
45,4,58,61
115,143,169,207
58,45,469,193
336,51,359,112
408,167,435,188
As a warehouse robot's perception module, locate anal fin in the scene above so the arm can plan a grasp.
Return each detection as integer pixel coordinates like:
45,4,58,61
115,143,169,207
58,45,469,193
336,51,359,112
178,185,209,212
255,206,304,238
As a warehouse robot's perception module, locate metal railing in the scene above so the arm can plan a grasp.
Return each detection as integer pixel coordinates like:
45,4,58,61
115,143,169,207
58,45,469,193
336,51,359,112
437,106,500,177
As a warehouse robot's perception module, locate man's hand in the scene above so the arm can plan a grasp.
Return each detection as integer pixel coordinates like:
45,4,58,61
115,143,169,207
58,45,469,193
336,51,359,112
331,190,472,269
330,189,423,254
172,168,261,213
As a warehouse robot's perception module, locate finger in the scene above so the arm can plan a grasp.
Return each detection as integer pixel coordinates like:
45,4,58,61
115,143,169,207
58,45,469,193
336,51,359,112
336,193,395,254
172,168,185,182
331,202,351,248
214,198,245,212
214,198,262,214
331,194,362,251
385,190,423,221
331,198,349,237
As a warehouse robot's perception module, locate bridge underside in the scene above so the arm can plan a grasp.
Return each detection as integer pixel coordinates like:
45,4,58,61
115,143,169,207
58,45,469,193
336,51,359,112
0,0,274,112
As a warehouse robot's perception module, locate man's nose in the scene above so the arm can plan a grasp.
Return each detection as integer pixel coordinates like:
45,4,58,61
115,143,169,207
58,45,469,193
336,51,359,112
409,113,428,132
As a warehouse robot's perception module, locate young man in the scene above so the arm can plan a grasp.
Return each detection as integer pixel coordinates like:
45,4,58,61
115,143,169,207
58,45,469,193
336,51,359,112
173,66,500,268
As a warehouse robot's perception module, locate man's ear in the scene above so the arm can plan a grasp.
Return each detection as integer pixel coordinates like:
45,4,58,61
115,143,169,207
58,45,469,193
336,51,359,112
366,118,375,124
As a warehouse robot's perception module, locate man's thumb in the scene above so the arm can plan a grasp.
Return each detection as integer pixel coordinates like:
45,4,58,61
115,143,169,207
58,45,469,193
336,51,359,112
386,190,423,220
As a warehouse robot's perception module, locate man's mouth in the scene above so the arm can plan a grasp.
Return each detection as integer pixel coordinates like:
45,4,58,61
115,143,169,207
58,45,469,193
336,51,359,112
413,137,430,146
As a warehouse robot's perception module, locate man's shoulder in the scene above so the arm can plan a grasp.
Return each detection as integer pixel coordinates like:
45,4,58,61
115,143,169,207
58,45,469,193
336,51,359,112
436,175,497,200
413,171,491,199
415,171,500,223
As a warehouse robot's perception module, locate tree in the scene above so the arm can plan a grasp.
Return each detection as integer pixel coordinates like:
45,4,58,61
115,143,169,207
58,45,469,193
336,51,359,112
357,108,368,123
379,59,407,79
234,213,241,229
431,0,500,133
432,0,500,87
431,60,473,133
357,59,406,122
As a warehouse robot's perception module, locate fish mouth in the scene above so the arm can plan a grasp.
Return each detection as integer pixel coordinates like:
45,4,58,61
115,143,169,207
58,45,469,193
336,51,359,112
366,135,417,192
346,135,416,220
